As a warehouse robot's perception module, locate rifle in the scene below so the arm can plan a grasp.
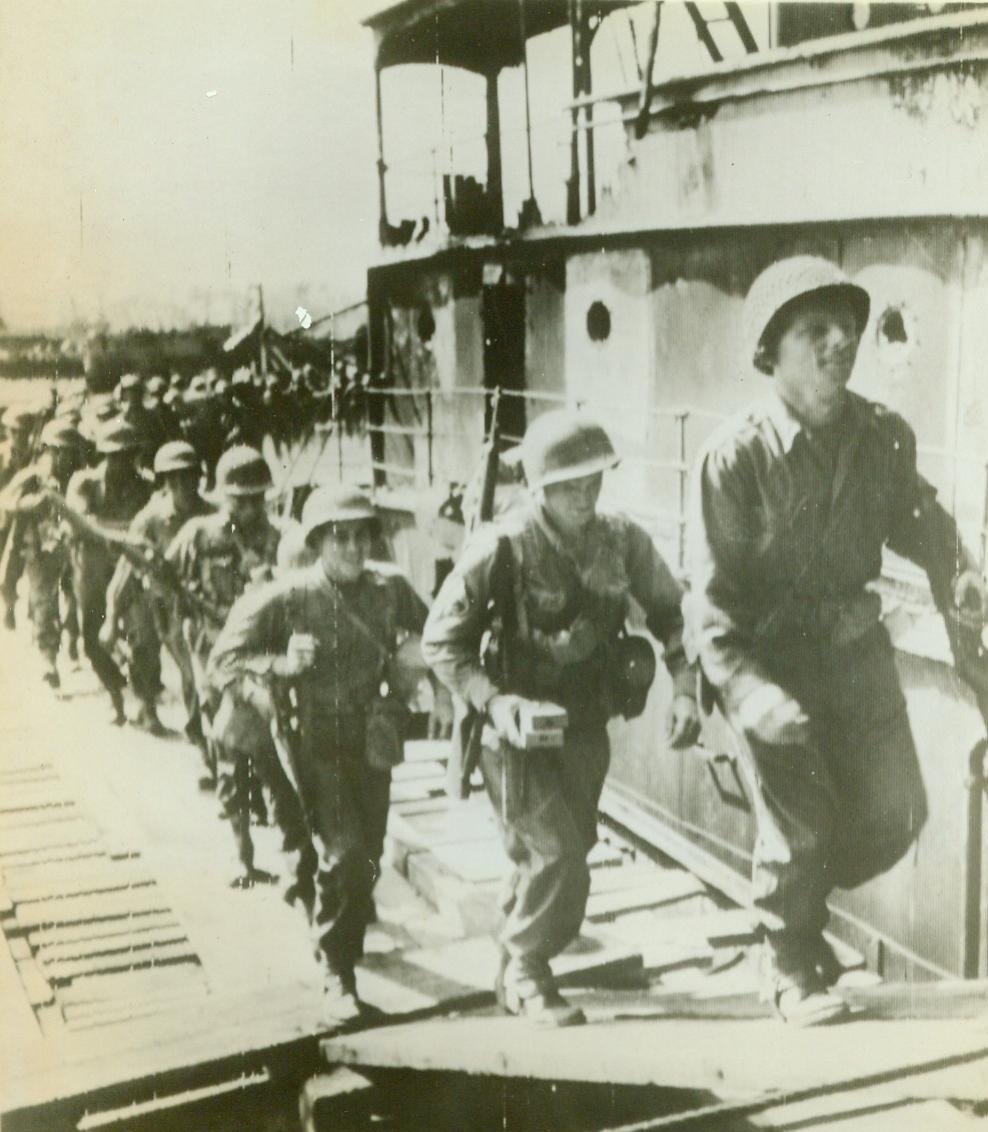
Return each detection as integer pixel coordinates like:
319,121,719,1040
449,389,513,798
471,385,502,532
43,488,224,629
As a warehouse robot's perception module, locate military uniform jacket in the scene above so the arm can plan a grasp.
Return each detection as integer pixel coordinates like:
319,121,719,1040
166,511,281,653
206,561,428,730
64,464,153,581
105,488,215,621
684,390,971,718
0,459,74,565
422,501,693,722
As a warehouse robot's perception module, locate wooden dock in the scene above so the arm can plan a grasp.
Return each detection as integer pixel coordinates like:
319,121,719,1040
2,621,988,1131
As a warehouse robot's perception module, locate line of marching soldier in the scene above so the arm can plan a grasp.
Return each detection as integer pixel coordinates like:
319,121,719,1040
3,255,988,1035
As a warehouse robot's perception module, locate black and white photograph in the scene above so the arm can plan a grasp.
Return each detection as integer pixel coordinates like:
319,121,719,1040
2,2,988,1129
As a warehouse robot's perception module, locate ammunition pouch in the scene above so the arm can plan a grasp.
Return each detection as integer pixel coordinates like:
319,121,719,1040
365,688,412,771
603,631,656,720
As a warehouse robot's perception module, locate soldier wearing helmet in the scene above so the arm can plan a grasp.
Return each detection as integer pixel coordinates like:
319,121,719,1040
685,255,988,1026
208,484,435,1023
166,446,280,807
423,409,699,1028
0,406,42,629
0,419,84,684
65,419,154,724
103,441,214,737
0,406,38,489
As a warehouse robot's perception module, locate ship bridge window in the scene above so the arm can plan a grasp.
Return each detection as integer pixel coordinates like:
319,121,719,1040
416,303,436,343
587,300,612,342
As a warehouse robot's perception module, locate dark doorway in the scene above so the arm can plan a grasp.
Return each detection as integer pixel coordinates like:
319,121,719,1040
482,277,526,446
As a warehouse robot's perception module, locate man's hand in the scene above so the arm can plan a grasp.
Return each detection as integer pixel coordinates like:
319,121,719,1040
98,619,117,649
954,569,988,628
736,684,810,747
487,693,541,749
276,632,317,677
665,694,701,749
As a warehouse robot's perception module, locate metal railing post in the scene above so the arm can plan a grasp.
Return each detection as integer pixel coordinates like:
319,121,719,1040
980,461,988,571
676,410,689,571
426,387,434,487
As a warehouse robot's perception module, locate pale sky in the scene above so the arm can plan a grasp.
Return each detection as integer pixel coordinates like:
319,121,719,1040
0,1,767,333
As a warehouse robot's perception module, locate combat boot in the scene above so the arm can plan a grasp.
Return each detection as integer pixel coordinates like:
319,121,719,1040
501,983,586,1028
763,966,848,1027
322,970,363,1025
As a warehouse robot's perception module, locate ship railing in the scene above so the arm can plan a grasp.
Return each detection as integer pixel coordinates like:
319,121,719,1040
360,383,988,575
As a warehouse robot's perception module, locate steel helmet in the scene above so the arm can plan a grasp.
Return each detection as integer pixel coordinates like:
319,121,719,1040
153,440,199,476
744,256,870,376
215,445,272,496
2,406,37,433
301,485,377,546
183,375,209,403
119,372,143,392
521,410,619,491
40,419,81,450
146,375,167,398
95,419,141,454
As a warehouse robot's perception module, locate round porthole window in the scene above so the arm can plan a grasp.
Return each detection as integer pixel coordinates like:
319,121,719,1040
586,300,611,342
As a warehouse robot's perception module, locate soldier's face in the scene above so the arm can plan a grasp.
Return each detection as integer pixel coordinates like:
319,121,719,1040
542,472,603,536
165,469,199,512
771,294,860,412
228,495,266,529
317,522,371,583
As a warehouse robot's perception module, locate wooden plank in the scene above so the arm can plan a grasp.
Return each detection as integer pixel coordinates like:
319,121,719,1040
389,778,446,805
62,980,209,1025
755,1094,981,1130
15,886,171,930
0,807,80,831
355,931,641,1016
7,936,31,961
587,872,708,921
402,739,452,764
15,956,54,1007
0,789,73,814
405,851,500,936
0,846,106,870
27,912,182,951
428,839,510,884
391,760,446,784
7,869,154,904
57,962,210,1006
41,940,199,984
0,819,101,857
321,1017,988,1098
37,923,189,965
0,928,46,1050
841,978,988,1020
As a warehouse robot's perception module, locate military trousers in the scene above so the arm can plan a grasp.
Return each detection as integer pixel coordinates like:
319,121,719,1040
293,711,391,977
731,624,927,975
120,596,162,708
25,551,64,664
479,716,610,993
73,548,126,696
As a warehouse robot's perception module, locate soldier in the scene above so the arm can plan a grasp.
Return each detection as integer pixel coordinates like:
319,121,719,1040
0,419,84,686
0,405,41,628
65,420,154,724
422,411,700,1027
102,441,215,737
166,445,280,853
180,375,225,486
207,485,431,1020
684,256,988,1026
